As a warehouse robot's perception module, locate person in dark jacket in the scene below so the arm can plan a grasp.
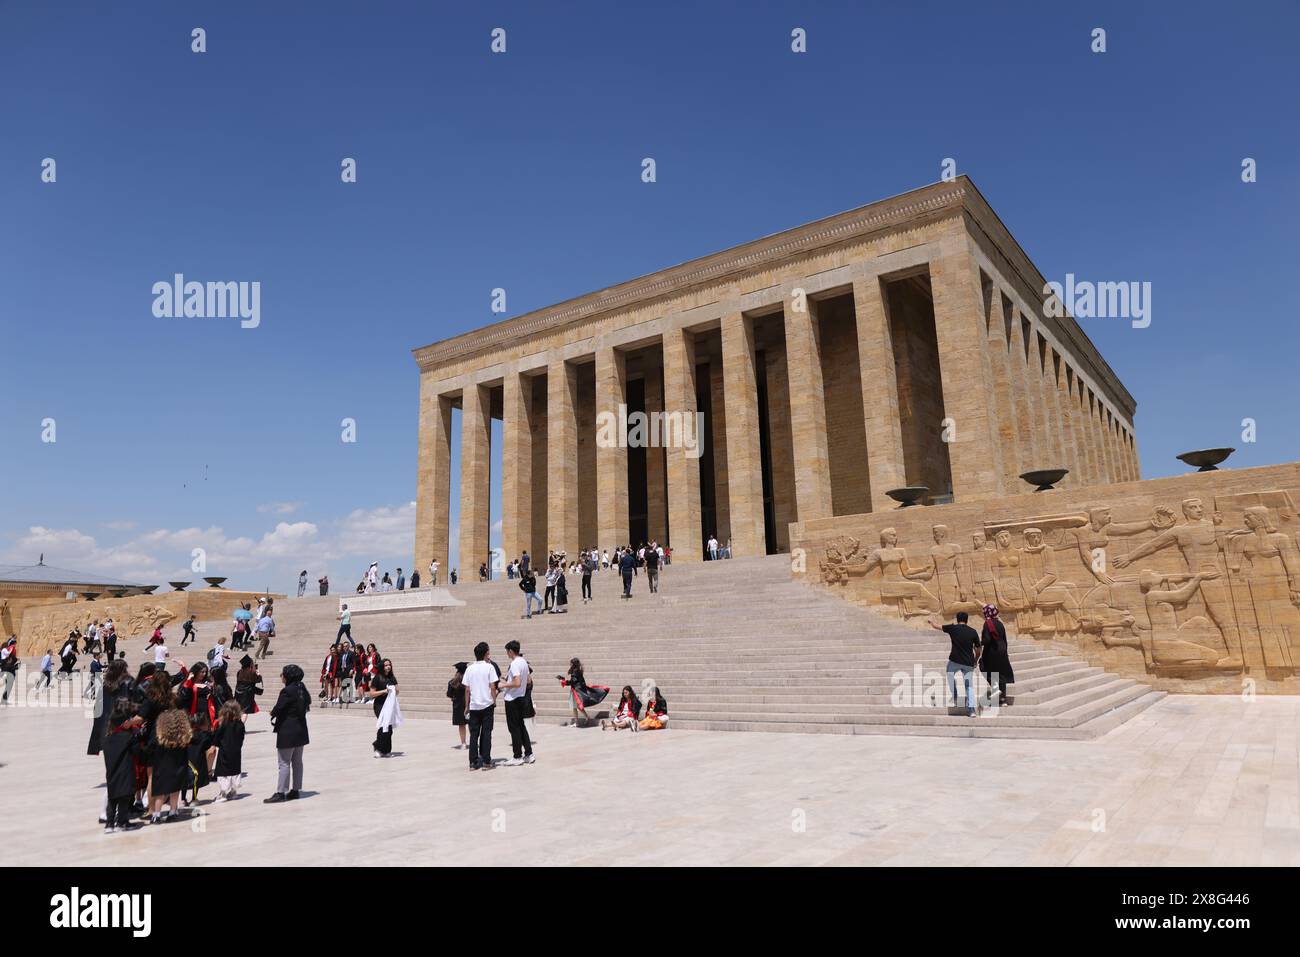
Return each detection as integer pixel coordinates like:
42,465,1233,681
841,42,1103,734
213,700,246,801
619,547,637,598
979,604,1015,707
234,656,263,714
265,664,310,803
929,612,981,717
101,699,145,832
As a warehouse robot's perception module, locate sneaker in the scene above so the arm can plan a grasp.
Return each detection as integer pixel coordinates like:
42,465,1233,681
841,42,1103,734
98,816,107,824
286,789,300,800
373,750,382,758
503,757,523,766
468,763,481,771
523,754,535,764
263,793,286,804
103,826,116,834
116,822,142,832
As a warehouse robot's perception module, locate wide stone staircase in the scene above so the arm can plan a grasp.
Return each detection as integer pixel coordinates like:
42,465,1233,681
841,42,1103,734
235,554,1162,739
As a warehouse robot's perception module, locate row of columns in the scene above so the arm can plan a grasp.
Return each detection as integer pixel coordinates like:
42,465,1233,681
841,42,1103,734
981,271,1139,493
416,244,1139,574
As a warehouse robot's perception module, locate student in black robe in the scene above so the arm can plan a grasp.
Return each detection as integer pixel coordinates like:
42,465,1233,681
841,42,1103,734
213,700,246,801
101,700,145,832
87,659,133,756
182,712,215,807
557,657,609,727
979,604,1015,707
234,656,263,714
447,662,468,749
149,708,192,823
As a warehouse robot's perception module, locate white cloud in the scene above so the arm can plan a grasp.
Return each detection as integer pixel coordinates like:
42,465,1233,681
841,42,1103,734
1,502,418,592
257,501,304,515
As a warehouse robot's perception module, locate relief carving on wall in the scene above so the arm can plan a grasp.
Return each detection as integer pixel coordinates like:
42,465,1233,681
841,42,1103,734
817,488,1300,682
21,602,177,654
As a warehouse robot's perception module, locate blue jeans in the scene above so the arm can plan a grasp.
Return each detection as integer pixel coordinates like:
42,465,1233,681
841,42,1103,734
946,661,976,714
523,592,542,617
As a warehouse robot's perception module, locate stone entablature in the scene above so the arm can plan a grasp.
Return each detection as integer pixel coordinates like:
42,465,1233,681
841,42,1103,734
411,177,1140,575
792,462,1300,694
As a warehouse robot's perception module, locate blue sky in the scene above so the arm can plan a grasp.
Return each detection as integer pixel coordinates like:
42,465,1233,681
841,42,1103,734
2,0,1297,591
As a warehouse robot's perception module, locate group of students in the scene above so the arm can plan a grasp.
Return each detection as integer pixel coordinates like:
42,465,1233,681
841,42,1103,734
556,657,669,731
447,640,536,769
89,655,260,831
318,640,383,706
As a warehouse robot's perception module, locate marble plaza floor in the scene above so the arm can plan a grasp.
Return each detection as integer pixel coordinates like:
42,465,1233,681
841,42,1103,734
2,694,1298,866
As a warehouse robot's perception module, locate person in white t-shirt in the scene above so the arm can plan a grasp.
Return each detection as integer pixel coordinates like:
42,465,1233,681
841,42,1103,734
430,558,440,586
498,640,533,765
463,642,498,770
153,642,169,665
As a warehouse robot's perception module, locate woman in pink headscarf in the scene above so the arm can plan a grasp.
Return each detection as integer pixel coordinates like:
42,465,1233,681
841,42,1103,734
979,604,1015,707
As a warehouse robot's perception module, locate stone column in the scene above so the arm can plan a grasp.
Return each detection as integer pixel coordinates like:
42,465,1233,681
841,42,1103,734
985,288,1023,491
643,361,668,543
415,383,453,576
784,295,834,520
709,359,730,544
1096,402,1115,485
458,381,491,577
1072,376,1096,485
721,311,766,556
852,277,906,512
1007,305,1042,472
547,359,580,558
767,348,797,551
662,326,702,561
595,345,629,550
501,369,532,565
929,236,1004,499
1051,352,1081,487
1027,327,1063,472
1107,412,1123,483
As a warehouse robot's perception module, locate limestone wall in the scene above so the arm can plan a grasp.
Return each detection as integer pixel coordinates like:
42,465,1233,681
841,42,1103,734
791,462,1300,693
15,589,281,657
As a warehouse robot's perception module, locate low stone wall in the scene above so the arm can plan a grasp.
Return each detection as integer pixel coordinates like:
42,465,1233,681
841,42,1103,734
790,462,1300,693
339,588,465,614
15,588,281,657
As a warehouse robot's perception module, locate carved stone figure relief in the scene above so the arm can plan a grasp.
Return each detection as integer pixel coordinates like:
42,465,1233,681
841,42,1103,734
811,482,1300,687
